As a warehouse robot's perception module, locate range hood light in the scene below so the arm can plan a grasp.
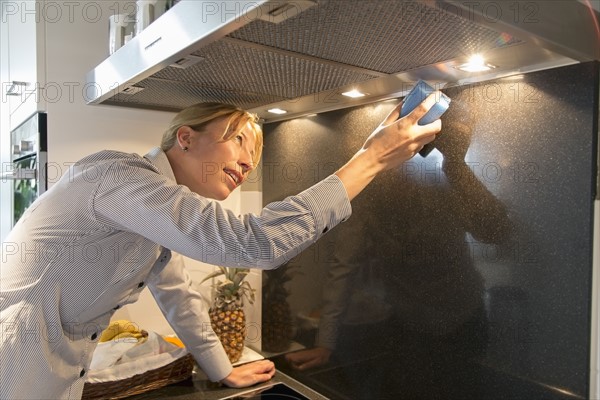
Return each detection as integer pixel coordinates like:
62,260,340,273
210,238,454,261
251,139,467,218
268,108,288,115
342,89,366,98
169,55,205,70
456,55,496,72
120,85,145,95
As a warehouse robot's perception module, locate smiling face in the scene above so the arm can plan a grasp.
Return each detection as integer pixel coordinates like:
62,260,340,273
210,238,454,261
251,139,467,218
167,116,259,200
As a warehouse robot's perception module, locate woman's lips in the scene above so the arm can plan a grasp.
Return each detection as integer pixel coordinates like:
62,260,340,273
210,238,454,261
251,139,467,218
224,169,243,188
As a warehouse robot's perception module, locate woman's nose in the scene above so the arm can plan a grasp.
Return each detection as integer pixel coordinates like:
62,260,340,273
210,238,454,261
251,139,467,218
238,161,252,174
238,149,254,174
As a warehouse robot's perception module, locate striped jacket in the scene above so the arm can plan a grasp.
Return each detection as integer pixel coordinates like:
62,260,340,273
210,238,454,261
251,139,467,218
0,147,351,399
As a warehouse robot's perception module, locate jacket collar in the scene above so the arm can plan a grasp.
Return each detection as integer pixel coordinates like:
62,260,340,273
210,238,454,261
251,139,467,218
144,147,177,183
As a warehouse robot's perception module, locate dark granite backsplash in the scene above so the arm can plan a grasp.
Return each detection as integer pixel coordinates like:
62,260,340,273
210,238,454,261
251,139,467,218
262,62,599,399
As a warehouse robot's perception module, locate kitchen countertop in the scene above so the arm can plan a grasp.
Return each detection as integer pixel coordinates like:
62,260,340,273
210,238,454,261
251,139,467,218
125,365,329,400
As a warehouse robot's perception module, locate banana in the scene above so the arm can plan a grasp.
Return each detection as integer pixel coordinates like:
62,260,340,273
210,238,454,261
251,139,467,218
99,320,143,342
113,331,141,341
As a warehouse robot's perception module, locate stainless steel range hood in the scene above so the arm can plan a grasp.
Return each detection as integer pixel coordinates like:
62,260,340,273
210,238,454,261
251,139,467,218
85,0,600,122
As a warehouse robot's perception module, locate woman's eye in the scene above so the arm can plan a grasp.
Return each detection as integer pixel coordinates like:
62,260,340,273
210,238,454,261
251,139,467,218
235,135,243,143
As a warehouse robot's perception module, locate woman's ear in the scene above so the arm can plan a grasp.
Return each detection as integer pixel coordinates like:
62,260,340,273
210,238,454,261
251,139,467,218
176,126,193,149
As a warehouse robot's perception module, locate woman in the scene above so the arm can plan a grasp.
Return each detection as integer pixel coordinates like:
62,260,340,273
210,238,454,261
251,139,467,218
0,98,441,399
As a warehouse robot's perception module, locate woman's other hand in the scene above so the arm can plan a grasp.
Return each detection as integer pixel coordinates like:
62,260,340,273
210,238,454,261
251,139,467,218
220,359,276,388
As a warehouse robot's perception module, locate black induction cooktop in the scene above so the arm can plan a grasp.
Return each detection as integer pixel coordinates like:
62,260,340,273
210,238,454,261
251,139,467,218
219,382,311,399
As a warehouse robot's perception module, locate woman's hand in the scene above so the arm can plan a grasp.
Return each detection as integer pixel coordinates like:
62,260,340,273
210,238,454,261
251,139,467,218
335,93,443,200
285,347,332,371
220,360,276,388
364,93,442,169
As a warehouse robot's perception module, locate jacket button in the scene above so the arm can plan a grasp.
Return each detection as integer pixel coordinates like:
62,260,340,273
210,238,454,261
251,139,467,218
80,369,86,377
113,305,121,310
138,282,144,288
91,332,97,341
322,227,329,234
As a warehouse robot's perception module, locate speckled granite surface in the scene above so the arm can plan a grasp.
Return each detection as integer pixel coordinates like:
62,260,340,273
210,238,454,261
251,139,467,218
262,62,599,399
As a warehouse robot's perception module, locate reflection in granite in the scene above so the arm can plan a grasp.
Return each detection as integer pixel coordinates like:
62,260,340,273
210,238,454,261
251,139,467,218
262,62,598,399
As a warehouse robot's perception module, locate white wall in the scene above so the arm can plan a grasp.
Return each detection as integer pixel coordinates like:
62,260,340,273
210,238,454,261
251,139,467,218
43,2,174,172
1,1,263,341
0,0,11,240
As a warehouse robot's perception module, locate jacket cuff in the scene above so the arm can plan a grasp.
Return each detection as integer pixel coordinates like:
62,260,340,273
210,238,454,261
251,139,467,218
299,174,352,238
192,345,233,382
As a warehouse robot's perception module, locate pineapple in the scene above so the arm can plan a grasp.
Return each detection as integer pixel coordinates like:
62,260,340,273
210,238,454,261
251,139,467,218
262,265,296,353
202,267,255,363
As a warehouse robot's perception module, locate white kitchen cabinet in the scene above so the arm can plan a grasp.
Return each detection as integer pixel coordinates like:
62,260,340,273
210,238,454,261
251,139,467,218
2,0,46,130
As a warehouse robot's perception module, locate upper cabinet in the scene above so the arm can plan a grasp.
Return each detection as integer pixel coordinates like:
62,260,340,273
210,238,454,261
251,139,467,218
2,1,46,130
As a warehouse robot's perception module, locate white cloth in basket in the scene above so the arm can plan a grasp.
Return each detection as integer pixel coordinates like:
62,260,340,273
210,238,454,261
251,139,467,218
86,332,188,383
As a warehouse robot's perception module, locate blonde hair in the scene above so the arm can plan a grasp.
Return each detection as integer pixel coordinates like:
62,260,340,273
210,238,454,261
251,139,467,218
161,102,263,166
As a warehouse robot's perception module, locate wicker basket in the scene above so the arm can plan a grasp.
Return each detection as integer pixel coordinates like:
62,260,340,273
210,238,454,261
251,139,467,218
81,353,195,400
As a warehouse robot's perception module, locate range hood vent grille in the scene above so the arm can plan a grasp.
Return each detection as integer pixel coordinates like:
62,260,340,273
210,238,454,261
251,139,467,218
229,0,520,74
116,38,382,111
